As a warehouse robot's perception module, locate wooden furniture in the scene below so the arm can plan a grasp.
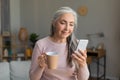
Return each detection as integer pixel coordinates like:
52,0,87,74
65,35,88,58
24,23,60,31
0,33,32,62
87,56,92,64
87,49,106,80
0,35,11,57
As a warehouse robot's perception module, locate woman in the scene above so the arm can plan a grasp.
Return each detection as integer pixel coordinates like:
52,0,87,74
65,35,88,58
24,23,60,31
29,7,89,80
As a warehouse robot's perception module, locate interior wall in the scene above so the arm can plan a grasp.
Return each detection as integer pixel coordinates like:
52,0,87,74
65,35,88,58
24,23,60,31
10,0,120,78
10,0,20,34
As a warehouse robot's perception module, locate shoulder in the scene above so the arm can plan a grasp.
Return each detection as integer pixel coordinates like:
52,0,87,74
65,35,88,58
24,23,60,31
35,36,50,47
36,36,49,44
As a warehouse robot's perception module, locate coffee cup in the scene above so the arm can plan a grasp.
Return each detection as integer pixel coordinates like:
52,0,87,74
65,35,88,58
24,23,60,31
46,52,58,69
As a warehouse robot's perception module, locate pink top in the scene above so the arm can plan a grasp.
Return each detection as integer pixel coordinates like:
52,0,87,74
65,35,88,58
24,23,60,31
29,36,89,80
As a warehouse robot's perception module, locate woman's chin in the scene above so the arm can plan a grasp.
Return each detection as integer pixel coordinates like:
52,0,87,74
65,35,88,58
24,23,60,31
61,35,69,39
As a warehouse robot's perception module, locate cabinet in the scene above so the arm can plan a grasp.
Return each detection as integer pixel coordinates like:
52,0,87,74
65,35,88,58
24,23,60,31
0,34,32,62
0,35,11,61
0,0,12,61
87,49,106,80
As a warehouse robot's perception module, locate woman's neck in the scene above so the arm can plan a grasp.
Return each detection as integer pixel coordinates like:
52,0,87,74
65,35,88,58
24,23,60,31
50,36,66,43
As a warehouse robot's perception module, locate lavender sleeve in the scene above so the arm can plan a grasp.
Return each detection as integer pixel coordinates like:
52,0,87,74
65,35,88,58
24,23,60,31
77,64,90,80
29,43,45,80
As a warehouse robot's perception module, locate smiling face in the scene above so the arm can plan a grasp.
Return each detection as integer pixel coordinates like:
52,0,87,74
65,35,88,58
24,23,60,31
52,13,75,40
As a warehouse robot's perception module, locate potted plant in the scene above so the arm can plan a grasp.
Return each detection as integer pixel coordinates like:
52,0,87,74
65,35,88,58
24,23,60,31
29,33,39,48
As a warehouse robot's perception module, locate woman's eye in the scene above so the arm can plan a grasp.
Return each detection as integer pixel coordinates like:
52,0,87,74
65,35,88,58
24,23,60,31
70,24,74,27
60,21,65,24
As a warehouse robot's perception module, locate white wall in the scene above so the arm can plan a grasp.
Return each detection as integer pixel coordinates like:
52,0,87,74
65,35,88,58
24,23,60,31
11,0,120,78
10,0,20,34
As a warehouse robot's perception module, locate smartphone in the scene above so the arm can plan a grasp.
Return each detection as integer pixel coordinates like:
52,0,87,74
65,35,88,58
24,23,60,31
76,39,89,51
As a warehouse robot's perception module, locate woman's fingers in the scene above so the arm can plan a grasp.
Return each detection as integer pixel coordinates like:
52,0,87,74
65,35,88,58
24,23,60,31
78,49,87,58
72,49,87,67
72,52,85,62
38,54,47,68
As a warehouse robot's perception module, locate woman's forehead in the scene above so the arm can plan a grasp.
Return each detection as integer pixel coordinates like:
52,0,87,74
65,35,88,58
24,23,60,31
57,13,75,21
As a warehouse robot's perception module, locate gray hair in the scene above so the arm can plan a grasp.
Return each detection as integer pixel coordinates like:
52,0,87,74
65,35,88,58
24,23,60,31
50,7,78,37
52,7,78,29
50,7,78,67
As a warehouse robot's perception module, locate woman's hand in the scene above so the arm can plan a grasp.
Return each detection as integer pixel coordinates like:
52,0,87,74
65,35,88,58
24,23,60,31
72,49,87,67
38,54,47,68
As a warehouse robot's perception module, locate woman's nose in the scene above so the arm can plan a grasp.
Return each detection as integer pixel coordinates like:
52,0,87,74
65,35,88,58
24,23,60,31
65,24,69,30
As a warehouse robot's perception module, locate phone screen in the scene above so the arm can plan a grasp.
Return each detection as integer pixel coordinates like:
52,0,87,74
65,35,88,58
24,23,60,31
76,39,89,51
